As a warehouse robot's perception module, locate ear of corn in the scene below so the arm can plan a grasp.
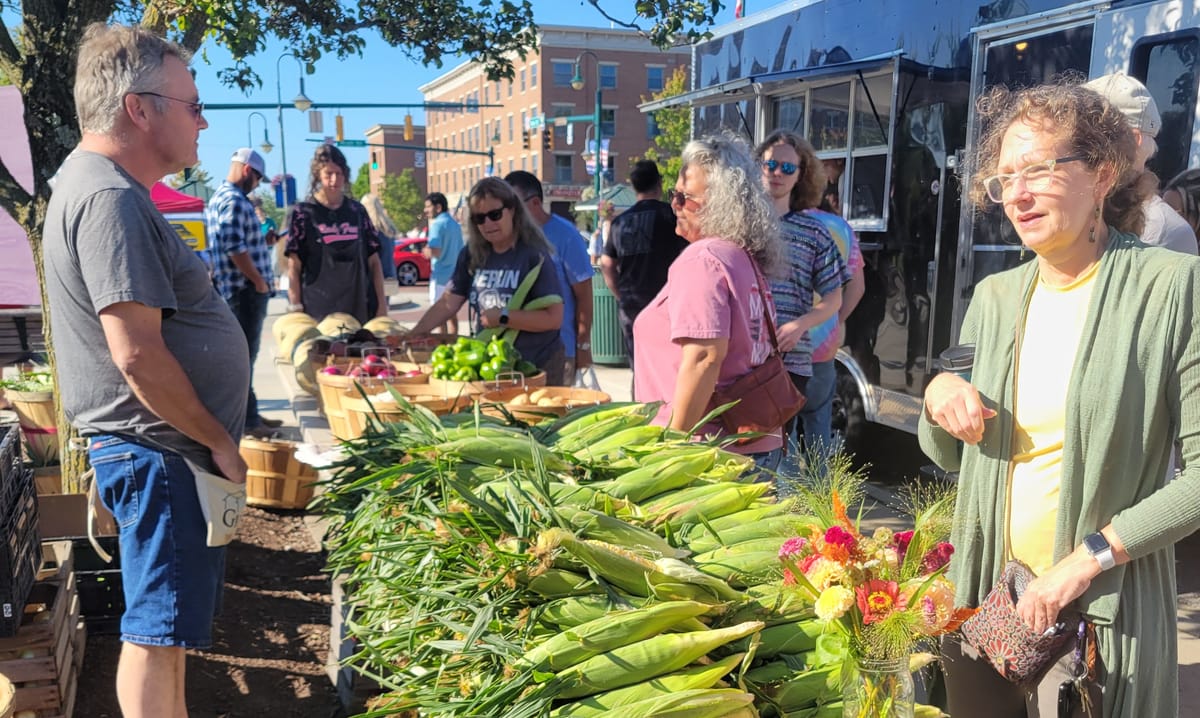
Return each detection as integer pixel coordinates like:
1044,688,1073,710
642,482,732,517
525,568,602,599
746,662,840,711
585,688,757,718
537,594,644,629
541,528,671,597
573,425,666,464
548,653,746,717
517,600,711,672
724,619,826,660
604,448,719,503
686,514,818,555
521,293,564,310
476,481,635,516
743,657,817,685
556,506,685,559
693,538,794,565
650,557,744,602
685,504,792,544
656,483,774,527
542,402,657,441
551,408,658,452
477,259,545,342
551,621,764,699
723,584,816,627
695,554,785,589
427,436,573,472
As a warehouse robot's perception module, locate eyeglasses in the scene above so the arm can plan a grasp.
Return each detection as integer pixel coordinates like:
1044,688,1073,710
471,207,507,225
982,155,1085,203
135,91,204,119
762,159,798,175
669,190,703,207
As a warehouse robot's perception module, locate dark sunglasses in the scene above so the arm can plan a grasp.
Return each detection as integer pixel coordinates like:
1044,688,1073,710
135,91,205,119
762,159,798,175
471,207,507,225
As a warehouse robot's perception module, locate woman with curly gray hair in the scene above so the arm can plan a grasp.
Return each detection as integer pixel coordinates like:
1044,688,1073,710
632,133,788,465
920,79,1200,717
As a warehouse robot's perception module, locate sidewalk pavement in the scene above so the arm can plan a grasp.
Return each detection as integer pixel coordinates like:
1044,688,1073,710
251,294,1200,712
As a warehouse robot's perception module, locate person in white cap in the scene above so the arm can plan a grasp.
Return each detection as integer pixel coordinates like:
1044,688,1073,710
1085,72,1197,255
205,146,283,437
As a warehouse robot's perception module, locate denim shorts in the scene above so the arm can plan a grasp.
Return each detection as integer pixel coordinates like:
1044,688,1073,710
88,435,226,648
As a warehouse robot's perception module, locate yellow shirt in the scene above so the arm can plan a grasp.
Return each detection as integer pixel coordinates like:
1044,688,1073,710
1007,262,1099,575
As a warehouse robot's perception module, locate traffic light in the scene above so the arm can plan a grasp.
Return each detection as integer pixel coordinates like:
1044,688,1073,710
371,151,379,170
404,114,414,142
521,130,531,150
542,128,553,151
335,114,344,143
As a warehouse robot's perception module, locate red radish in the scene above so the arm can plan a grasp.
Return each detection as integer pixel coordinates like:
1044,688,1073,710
320,366,343,376
362,354,386,366
404,370,423,377
348,366,367,378
375,368,398,379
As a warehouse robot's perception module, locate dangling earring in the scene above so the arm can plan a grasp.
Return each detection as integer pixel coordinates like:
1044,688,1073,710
1089,205,1100,243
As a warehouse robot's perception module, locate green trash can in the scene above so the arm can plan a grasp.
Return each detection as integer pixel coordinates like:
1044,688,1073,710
590,271,628,366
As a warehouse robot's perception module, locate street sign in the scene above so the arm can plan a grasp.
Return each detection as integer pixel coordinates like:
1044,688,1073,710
528,114,546,129
339,139,367,147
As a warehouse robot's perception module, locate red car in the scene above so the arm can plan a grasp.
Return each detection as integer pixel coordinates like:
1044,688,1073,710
392,235,431,286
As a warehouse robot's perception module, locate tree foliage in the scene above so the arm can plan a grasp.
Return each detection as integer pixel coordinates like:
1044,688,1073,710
351,161,372,201
640,65,691,192
379,169,426,234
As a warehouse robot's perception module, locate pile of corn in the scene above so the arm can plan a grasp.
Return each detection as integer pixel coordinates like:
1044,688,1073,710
317,396,945,718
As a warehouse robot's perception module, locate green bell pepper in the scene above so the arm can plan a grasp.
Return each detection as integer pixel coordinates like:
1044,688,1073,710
432,345,455,364
452,366,480,382
432,363,454,380
455,337,487,354
479,363,498,381
486,337,517,363
457,349,487,370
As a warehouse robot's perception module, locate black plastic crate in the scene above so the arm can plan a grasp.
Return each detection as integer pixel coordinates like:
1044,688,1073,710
0,424,23,510
0,480,41,637
69,535,121,572
77,569,124,635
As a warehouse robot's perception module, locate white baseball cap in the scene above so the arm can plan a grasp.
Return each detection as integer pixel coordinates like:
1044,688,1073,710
231,147,266,177
1084,72,1161,138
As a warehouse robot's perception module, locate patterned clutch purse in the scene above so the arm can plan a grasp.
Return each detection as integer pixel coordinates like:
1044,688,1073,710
959,559,1073,684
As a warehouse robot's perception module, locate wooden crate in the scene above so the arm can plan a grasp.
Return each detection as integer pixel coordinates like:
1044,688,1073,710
0,541,82,718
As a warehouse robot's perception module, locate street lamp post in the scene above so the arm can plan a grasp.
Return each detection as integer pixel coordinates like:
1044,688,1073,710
571,51,603,226
246,111,274,155
275,51,313,206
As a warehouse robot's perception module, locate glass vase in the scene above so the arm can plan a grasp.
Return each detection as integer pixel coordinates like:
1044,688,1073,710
843,657,915,718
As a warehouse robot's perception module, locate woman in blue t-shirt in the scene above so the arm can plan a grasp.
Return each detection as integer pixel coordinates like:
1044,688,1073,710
410,177,565,383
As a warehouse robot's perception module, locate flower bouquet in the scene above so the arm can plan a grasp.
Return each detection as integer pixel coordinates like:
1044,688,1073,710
776,454,969,718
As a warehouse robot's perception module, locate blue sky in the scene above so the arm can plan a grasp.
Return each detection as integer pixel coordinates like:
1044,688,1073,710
191,0,757,195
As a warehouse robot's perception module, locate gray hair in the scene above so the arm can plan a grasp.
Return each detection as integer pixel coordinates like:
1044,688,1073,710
681,133,785,276
74,23,190,135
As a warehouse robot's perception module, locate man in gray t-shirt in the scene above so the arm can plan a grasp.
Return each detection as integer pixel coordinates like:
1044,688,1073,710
42,24,248,715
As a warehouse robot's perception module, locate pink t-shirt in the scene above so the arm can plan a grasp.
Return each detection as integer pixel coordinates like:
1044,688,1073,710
632,238,783,453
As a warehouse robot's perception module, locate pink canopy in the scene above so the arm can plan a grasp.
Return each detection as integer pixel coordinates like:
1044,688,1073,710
0,87,38,308
150,181,205,213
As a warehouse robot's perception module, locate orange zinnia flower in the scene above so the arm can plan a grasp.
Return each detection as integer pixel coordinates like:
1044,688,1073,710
856,579,900,624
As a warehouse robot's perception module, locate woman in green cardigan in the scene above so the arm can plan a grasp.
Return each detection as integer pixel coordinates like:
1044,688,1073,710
920,81,1200,717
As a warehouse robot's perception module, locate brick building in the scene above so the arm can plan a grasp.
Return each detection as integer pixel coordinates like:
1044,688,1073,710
419,26,688,217
363,123,428,197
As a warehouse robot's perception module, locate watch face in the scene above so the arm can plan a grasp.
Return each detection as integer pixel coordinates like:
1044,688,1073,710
1083,533,1109,554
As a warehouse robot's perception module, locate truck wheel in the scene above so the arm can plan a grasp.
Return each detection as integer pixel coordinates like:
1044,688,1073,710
831,368,867,458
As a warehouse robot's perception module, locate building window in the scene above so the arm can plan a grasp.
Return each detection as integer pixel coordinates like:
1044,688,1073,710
600,64,618,90
774,95,806,134
553,61,574,87
508,115,514,142
508,79,513,98
532,154,539,177
552,103,574,142
647,66,665,92
520,110,527,136
555,154,573,183
531,63,538,88
646,113,660,140
484,86,489,104
600,107,616,138
520,68,526,92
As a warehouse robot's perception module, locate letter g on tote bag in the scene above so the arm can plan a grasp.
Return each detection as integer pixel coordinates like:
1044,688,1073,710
186,459,246,547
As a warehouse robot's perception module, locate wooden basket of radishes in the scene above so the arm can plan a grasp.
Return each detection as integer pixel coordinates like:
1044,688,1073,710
316,355,427,439
340,384,471,439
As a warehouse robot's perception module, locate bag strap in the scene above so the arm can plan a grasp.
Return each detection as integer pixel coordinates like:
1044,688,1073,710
741,249,784,356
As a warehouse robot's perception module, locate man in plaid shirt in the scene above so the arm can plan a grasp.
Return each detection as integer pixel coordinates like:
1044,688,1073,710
205,147,281,436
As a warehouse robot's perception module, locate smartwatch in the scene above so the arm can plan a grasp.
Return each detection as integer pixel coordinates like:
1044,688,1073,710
499,307,510,325
1082,532,1115,571
578,341,591,351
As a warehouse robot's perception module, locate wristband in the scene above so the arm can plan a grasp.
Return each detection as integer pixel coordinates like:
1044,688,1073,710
286,302,305,313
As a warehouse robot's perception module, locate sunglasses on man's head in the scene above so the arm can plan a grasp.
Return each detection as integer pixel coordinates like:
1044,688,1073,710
762,159,798,175
471,207,506,225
